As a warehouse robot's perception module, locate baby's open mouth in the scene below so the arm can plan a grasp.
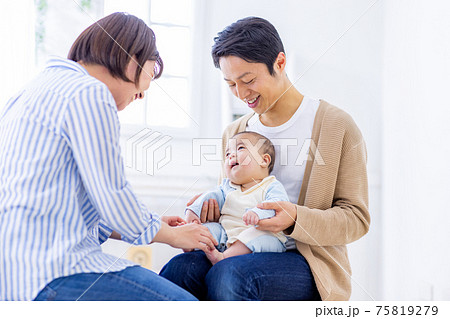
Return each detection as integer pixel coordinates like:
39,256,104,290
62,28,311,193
231,162,239,169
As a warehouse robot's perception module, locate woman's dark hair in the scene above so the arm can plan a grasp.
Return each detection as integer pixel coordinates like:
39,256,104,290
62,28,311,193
68,12,163,86
211,17,285,76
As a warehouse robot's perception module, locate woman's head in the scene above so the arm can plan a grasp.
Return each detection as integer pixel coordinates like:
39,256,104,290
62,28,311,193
211,17,290,115
68,12,163,86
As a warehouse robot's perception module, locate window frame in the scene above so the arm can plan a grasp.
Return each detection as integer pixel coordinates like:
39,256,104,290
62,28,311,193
119,0,204,139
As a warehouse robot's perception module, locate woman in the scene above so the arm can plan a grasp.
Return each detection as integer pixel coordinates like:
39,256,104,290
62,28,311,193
160,17,370,301
0,13,216,301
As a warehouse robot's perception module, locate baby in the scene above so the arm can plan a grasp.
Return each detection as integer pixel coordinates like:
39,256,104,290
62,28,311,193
185,131,289,265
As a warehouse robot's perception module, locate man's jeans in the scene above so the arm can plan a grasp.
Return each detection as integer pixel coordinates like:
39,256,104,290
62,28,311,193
34,265,197,301
159,250,321,301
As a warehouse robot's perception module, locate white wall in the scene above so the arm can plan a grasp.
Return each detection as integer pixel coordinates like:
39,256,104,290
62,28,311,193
0,1,35,111
381,0,450,300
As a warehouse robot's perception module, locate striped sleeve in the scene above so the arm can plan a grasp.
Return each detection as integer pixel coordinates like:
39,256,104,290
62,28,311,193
63,83,161,245
98,221,113,244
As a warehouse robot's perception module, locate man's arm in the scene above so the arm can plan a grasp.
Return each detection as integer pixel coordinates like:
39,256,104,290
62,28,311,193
258,128,370,246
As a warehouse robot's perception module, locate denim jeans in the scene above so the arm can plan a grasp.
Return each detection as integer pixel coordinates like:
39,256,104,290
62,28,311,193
159,250,321,301
34,265,197,301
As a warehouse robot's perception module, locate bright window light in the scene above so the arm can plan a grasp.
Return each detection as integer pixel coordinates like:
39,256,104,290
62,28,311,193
104,0,194,129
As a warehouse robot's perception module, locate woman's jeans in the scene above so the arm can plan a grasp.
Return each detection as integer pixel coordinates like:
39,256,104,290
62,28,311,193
159,250,321,301
34,265,197,301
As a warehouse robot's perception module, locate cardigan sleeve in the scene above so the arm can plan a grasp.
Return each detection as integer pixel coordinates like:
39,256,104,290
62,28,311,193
286,134,370,246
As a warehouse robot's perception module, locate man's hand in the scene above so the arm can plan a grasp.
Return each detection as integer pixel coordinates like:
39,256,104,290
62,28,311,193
242,210,260,225
185,209,201,224
187,193,220,223
161,215,186,227
256,201,297,233
200,199,220,223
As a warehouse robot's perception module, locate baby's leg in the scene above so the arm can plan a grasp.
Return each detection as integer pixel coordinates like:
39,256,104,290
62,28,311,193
246,235,286,253
203,222,227,252
223,240,251,258
212,235,284,263
202,223,229,265
205,234,286,265
205,240,251,265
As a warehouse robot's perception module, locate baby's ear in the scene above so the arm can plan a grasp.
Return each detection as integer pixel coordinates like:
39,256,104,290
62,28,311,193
260,153,271,169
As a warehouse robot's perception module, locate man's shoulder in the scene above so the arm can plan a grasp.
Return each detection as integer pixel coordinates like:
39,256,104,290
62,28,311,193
319,100,361,133
318,100,364,146
319,100,353,122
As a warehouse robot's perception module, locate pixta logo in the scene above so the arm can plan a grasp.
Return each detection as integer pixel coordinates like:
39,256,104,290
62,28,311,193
125,129,172,175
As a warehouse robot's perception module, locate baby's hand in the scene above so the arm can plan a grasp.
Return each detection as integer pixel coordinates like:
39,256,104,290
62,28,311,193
185,209,201,224
243,210,260,226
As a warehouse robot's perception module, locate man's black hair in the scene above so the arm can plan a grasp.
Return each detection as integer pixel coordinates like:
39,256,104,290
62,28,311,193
211,17,285,75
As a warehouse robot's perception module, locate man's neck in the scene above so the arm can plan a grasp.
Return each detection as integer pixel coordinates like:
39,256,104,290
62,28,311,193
259,85,304,127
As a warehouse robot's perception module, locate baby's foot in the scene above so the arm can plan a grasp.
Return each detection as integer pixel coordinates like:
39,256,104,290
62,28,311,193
205,247,224,265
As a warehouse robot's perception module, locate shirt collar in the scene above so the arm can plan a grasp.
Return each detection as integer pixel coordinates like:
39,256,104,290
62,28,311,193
45,56,89,75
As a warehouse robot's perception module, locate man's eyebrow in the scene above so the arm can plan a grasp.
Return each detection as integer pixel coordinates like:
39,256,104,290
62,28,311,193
224,72,253,82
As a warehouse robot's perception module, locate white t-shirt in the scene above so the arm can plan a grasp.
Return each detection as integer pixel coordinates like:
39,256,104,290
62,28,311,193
246,96,320,249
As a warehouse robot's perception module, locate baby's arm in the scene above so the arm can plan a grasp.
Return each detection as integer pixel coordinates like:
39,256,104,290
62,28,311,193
185,180,227,223
243,180,290,225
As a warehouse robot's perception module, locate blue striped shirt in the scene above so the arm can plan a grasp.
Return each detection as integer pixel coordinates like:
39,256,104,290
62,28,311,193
0,57,161,300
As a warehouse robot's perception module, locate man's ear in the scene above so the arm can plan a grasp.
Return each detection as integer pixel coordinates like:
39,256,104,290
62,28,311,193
260,153,271,169
273,52,287,74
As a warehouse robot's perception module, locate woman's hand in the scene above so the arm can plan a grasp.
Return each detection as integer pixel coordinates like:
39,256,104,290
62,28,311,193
256,201,297,233
161,215,186,226
152,222,218,252
172,223,218,252
187,193,220,223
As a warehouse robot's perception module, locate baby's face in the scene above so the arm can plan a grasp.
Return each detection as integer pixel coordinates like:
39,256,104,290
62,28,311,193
224,134,269,185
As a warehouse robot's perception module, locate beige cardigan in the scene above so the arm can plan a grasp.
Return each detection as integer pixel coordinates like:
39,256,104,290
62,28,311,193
221,100,370,301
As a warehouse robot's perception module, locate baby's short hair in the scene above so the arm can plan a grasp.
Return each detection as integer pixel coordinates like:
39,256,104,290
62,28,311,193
231,131,276,174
